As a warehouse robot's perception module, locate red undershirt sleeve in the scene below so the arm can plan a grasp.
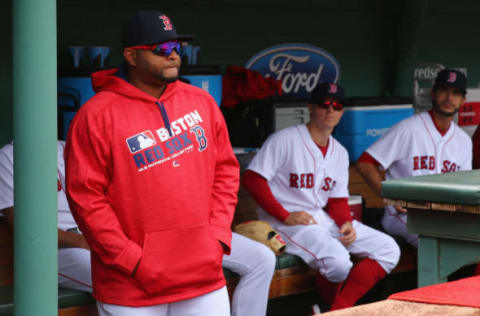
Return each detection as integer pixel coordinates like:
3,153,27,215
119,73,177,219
326,197,352,228
357,151,381,167
241,170,290,222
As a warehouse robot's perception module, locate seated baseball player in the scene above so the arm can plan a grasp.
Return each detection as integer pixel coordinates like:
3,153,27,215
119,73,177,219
355,69,472,248
0,141,92,292
242,82,400,311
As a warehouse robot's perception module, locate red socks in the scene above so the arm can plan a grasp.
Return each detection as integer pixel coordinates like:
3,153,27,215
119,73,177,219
329,258,387,310
315,272,343,305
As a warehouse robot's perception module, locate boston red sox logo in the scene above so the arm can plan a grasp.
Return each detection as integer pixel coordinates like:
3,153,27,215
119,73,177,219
289,173,314,188
441,160,460,173
447,72,457,83
159,15,173,31
413,155,435,171
321,177,336,191
190,126,208,152
412,156,460,173
328,84,337,94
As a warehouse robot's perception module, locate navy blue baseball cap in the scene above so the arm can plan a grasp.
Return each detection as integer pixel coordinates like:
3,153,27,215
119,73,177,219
124,10,194,47
310,82,345,104
434,69,467,95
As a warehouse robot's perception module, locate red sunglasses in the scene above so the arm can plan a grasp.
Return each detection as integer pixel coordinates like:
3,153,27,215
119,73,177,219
128,41,181,57
315,100,343,111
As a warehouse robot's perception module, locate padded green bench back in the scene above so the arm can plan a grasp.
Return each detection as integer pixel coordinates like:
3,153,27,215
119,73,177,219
381,170,480,205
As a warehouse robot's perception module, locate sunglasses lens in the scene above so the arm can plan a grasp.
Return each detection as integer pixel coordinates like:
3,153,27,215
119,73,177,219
317,101,343,111
332,102,343,111
153,41,181,56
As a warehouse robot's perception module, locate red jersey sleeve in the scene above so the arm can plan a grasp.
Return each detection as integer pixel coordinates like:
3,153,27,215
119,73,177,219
357,151,381,167
326,197,352,227
473,125,480,169
241,170,290,222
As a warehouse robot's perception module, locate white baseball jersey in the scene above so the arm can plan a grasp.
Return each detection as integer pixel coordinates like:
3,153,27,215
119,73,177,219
0,141,92,292
247,124,400,279
367,111,472,247
0,141,77,231
247,124,349,223
367,111,472,180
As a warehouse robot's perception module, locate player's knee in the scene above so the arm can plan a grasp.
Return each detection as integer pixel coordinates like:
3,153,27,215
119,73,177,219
322,256,353,283
376,236,401,273
258,245,277,273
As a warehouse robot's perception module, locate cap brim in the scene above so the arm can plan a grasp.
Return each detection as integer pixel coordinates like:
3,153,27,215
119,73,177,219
310,96,345,104
436,82,467,95
176,34,194,42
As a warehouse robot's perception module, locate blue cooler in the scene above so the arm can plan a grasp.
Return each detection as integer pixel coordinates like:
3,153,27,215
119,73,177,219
58,77,96,140
333,97,414,161
181,65,222,106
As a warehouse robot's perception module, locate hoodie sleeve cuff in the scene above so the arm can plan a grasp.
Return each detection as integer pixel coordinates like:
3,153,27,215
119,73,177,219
210,225,232,255
113,239,143,275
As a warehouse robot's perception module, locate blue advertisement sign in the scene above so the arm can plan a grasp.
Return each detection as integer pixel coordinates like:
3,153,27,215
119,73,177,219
245,43,341,98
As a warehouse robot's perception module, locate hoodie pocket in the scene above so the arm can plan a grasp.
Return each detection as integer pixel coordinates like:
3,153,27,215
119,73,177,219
134,222,223,297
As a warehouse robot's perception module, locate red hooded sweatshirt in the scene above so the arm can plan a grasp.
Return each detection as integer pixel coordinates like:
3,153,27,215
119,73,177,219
65,68,239,306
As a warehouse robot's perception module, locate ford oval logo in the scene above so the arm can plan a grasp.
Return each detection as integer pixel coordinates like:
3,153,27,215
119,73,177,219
245,43,341,98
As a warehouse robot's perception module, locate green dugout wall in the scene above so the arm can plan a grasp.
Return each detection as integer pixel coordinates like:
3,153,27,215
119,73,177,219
3,0,480,144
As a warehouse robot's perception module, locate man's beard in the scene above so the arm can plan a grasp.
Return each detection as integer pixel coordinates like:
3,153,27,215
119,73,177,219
156,73,178,83
151,64,180,84
432,99,459,117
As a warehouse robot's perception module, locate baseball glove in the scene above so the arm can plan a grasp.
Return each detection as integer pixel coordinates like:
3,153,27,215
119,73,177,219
234,220,286,255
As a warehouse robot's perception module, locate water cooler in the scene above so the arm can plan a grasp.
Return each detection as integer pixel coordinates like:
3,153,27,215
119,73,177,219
180,65,223,107
57,77,96,140
333,97,414,161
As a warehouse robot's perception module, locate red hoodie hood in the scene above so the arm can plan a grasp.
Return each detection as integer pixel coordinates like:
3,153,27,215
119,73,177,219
90,67,179,103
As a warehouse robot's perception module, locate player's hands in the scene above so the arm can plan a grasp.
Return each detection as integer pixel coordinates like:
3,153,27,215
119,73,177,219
383,198,407,213
284,211,317,226
339,221,356,246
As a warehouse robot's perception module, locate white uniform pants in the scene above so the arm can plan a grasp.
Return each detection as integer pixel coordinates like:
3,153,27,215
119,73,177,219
382,206,418,248
97,286,230,316
58,247,92,292
222,233,276,316
273,214,400,283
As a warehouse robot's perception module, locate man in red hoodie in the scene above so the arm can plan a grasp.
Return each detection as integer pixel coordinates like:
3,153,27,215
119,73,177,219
65,10,239,316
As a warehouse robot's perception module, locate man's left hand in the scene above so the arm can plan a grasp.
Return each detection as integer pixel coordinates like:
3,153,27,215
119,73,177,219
339,221,356,246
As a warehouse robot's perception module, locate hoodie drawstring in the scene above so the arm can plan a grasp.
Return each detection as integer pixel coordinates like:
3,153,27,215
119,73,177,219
156,101,173,137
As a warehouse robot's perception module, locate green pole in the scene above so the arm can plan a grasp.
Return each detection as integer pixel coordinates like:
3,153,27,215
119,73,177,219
12,0,58,315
